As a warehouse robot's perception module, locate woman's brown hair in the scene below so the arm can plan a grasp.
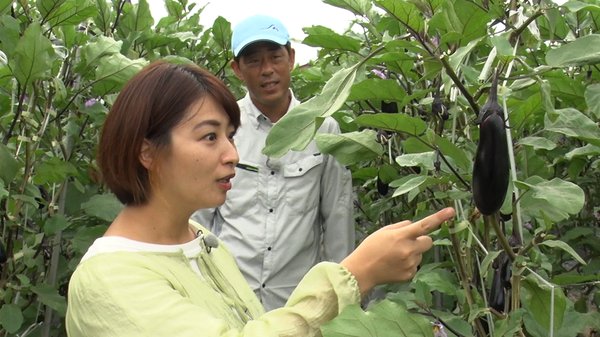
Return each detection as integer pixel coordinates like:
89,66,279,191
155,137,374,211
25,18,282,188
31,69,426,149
97,61,240,205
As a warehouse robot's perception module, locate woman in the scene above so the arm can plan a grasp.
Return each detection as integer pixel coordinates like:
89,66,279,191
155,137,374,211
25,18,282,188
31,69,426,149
65,61,455,337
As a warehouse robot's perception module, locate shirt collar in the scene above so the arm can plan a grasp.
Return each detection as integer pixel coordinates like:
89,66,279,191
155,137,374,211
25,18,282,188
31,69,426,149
242,90,300,129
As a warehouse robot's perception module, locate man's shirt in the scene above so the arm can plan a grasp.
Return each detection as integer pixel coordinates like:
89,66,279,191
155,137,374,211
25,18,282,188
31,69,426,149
193,91,354,311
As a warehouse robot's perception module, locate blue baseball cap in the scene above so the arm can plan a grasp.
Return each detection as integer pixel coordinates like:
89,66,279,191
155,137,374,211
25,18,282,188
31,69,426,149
231,14,290,57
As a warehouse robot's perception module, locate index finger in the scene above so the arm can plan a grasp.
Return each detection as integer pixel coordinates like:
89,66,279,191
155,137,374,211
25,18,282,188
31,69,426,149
403,207,455,238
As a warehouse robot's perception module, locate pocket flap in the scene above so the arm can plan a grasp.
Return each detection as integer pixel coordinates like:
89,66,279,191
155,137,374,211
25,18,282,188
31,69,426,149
283,154,323,177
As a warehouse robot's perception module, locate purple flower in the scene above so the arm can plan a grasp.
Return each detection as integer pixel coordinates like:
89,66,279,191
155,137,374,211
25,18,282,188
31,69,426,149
84,98,98,108
371,68,387,79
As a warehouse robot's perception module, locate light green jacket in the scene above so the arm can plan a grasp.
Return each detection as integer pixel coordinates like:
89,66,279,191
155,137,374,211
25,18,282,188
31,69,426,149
65,224,360,337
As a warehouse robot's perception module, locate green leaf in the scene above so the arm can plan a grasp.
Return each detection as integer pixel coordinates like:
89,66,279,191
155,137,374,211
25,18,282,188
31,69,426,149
81,193,123,222
0,304,23,333
263,62,362,157
395,152,435,170
10,22,56,87
545,108,600,147
432,133,471,172
38,0,96,27
515,177,585,222
518,136,557,150
303,25,362,52
43,214,71,235
520,274,567,336
0,143,19,184
211,16,231,52
31,284,67,316
321,300,434,337
91,54,147,95
413,268,458,296
32,157,77,185
480,250,502,278
375,0,425,35
348,78,406,101
355,113,427,135
119,0,154,35
80,35,123,69
546,34,600,67
323,0,372,16
390,174,428,197
315,130,383,166
584,83,600,119
539,240,587,265
565,144,600,160
494,310,525,337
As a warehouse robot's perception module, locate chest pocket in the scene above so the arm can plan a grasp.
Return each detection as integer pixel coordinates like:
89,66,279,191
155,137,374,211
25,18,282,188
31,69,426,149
282,155,324,213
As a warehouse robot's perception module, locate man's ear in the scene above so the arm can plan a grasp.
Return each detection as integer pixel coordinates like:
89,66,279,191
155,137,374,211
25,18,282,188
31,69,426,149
231,59,244,81
139,139,154,170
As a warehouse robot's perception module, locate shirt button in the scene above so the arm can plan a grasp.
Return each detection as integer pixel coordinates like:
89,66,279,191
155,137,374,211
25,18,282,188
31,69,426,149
270,171,275,175
298,168,303,172
267,246,272,251
262,283,266,288
269,208,273,213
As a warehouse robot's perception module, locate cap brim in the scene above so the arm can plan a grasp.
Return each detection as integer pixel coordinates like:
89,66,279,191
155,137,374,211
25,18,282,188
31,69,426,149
233,34,289,57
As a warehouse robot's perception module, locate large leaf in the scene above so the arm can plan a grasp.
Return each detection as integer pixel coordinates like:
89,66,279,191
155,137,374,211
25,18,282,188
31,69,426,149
81,193,123,222
323,0,372,16
321,300,433,337
0,304,23,334
539,240,586,265
390,174,428,197
315,130,383,166
431,133,471,172
348,78,406,101
37,0,96,27
211,16,231,52
31,284,67,316
584,83,600,119
545,108,600,147
515,177,585,223
79,35,123,70
9,22,55,87
0,143,19,184
520,274,567,336
518,136,557,151
91,53,147,95
32,157,77,185
546,34,600,67
118,0,154,36
303,26,362,52
395,152,436,170
263,62,362,157
355,113,427,135
375,0,425,35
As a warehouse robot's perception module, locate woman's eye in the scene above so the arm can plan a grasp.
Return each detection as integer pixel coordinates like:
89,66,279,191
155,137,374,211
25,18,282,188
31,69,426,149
203,133,217,141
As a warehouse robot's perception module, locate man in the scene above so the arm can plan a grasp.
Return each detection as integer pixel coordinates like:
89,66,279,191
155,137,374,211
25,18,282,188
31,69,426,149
193,14,354,311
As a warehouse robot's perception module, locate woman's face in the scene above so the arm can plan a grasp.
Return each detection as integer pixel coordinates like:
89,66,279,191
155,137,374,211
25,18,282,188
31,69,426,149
148,96,239,212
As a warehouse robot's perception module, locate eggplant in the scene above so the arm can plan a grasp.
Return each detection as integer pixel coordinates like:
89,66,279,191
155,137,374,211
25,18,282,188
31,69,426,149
489,253,511,312
0,240,6,265
472,74,509,216
380,100,398,114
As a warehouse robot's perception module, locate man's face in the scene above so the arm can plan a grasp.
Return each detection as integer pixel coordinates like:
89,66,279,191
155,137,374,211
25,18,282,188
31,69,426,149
232,41,295,115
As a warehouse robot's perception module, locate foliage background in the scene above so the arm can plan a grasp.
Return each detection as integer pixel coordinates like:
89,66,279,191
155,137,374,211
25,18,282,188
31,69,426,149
0,0,599,336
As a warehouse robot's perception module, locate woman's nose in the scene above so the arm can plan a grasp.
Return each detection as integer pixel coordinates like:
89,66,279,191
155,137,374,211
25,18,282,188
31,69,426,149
223,139,239,167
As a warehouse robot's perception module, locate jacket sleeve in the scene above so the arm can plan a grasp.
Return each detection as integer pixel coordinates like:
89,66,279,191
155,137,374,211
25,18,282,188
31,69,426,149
318,119,355,262
66,258,359,337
